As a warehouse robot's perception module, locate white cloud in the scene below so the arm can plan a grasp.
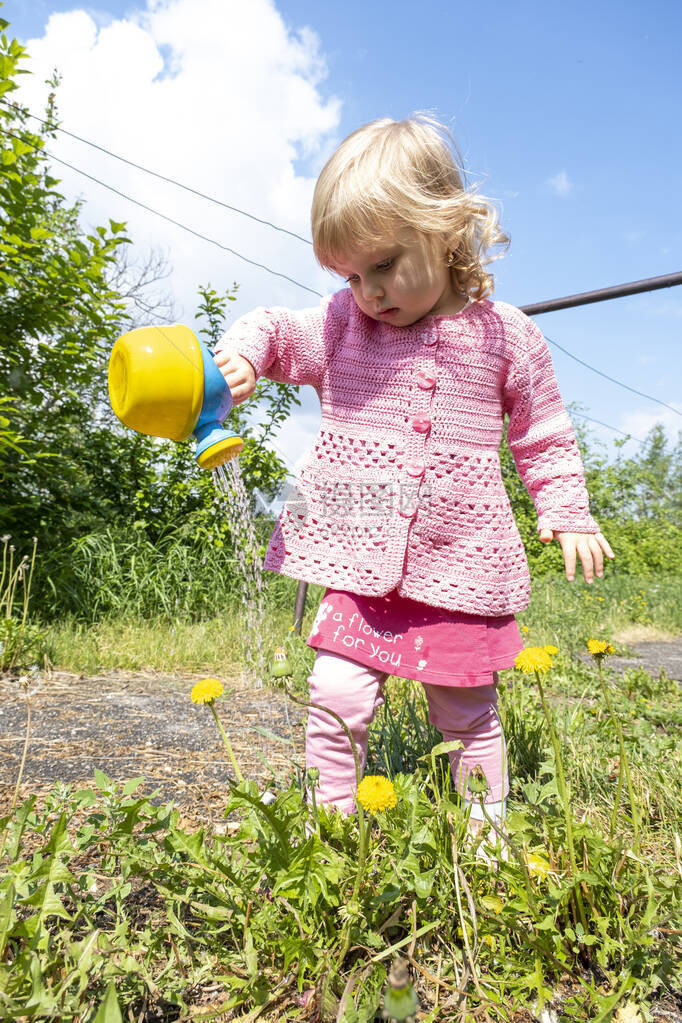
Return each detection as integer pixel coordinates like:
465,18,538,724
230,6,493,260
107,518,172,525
16,0,342,328
618,405,682,444
546,170,573,197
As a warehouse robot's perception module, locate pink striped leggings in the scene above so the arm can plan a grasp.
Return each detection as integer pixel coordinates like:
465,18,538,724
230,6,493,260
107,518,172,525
305,650,508,814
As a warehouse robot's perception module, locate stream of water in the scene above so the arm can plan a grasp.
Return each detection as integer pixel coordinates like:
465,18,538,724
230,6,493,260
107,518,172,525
212,459,266,687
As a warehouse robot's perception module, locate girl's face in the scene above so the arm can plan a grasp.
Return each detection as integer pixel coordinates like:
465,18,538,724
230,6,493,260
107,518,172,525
332,230,465,327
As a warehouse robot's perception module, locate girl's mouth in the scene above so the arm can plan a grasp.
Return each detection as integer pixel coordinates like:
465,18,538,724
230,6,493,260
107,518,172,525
378,307,398,317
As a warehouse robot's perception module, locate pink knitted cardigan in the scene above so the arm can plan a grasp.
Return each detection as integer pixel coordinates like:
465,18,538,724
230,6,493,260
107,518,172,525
216,288,599,615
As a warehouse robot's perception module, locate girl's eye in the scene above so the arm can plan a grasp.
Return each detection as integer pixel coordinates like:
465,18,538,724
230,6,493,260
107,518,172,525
345,274,360,284
377,259,394,271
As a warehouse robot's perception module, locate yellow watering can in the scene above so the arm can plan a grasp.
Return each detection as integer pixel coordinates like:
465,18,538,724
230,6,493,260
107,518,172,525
108,324,244,469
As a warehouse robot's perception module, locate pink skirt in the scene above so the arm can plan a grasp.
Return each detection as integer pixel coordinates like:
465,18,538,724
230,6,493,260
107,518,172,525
307,588,523,687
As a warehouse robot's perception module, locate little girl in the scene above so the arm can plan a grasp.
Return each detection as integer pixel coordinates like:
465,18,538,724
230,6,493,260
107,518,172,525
214,116,613,825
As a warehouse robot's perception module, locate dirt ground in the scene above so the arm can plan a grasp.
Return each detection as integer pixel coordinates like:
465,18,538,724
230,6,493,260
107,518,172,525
2,636,680,823
577,638,682,681
0,669,307,826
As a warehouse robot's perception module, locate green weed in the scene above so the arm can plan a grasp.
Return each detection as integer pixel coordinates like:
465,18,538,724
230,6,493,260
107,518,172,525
0,536,51,672
1,648,680,1021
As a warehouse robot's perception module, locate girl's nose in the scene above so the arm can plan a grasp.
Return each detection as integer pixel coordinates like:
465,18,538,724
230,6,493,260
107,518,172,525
361,277,383,301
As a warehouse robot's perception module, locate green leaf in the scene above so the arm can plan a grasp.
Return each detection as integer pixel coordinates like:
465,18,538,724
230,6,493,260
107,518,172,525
93,768,112,790
44,811,76,857
2,795,36,860
121,776,145,795
24,952,59,1012
91,981,123,1023
412,869,436,899
188,899,234,922
73,788,98,807
22,880,72,923
164,825,206,861
0,882,16,958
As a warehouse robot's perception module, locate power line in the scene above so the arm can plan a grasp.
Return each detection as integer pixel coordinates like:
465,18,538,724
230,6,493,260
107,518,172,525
1,109,677,422
0,97,313,247
544,333,681,418
569,410,643,444
0,125,324,300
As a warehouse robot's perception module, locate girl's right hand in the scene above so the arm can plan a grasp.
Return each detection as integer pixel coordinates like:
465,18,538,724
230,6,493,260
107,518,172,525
213,350,257,405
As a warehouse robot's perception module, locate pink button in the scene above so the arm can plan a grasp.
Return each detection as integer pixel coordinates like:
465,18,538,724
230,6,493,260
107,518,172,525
411,415,431,433
405,460,425,477
422,333,437,346
416,371,436,389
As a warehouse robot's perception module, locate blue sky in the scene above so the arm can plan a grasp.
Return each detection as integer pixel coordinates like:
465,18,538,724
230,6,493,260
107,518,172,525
5,0,681,466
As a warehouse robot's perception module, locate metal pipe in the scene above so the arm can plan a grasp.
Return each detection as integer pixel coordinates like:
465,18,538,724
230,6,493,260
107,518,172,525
520,270,682,317
293,580,309,635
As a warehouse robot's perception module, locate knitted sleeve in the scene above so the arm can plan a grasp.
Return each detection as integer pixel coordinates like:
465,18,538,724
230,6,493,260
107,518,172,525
214,288,350,390
503,313,600,534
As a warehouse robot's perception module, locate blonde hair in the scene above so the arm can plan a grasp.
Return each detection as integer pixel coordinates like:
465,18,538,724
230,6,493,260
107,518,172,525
312,115,509,301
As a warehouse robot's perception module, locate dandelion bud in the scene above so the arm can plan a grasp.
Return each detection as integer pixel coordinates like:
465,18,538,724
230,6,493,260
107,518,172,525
271,646,293,679
345,899,360,920
467,764,490,797
382,958,418,1023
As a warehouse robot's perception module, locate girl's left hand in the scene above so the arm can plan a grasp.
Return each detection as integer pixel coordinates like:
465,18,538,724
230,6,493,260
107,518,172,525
538,530,615,583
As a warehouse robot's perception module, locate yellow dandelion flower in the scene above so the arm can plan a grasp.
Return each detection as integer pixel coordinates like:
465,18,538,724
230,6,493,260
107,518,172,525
521,625,529,634
356,775,397,814
525,851,553,879
481,894,504,914
191,677,224,705
543,645,559,656
587,638,615,658
514,647,553,674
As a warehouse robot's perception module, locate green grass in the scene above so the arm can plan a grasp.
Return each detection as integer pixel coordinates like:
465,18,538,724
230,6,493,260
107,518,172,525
44,573,681,677
516,572,682,653
3,573,680,1021
1,652,680,1021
